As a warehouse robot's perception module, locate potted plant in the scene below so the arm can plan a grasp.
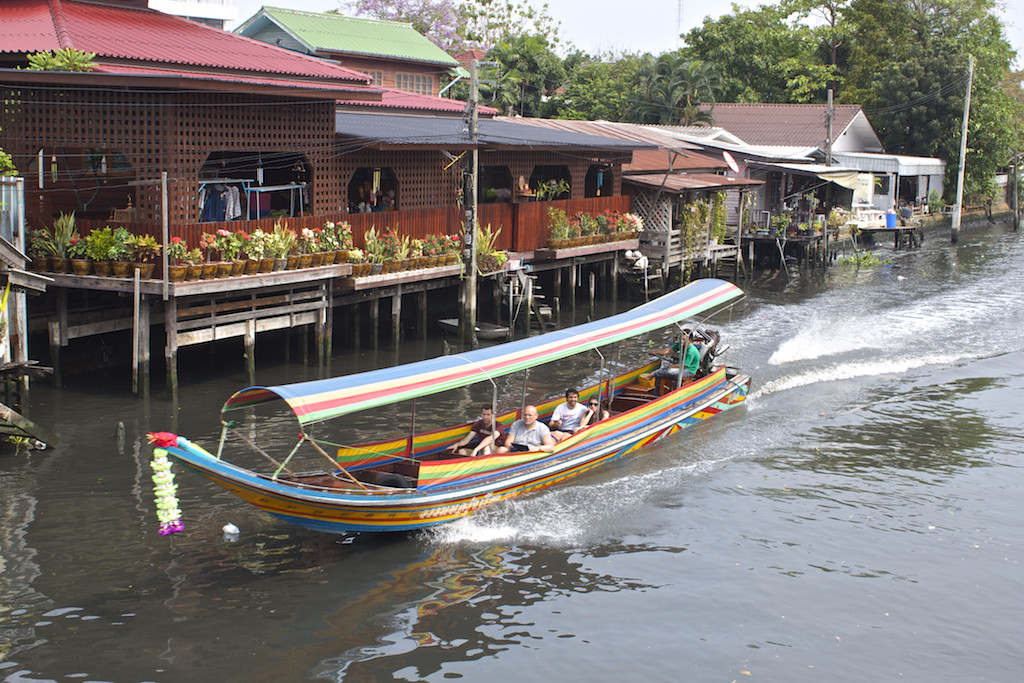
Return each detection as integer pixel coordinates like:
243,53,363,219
347,247,367,276
47,212,78,273
212,228,240,277
68,232,90,275
127,233,160,278
475,224,508,274
297,227,318,268
28,229,54,271
183,248,203,280
363,226,385,274
165,236,188,282
547,207,570,248
84,226,124,277
270,220,295,270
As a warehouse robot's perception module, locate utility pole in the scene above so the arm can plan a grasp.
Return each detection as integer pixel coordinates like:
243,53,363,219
461,59,479,347
951,55,974,244
1013,118,1020,232
825,89,833,167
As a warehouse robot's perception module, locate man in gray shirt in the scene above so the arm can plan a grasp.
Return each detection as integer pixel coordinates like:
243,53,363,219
497,405,555,453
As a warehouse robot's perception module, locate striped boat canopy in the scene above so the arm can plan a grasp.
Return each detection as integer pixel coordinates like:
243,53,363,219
223,278,744,425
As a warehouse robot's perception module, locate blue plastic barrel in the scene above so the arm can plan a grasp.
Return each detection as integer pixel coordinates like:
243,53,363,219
885,212,897,228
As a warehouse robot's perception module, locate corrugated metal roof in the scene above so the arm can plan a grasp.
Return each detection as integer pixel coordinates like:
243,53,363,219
0,0,370,83
702,103,864,148
240,7,460,68
338,89,497,115
335,113,653,151
625,173,764,192
89,63,380,97
497,117,701,151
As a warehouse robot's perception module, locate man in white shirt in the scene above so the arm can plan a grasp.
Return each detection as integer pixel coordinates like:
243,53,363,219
549,388,589,441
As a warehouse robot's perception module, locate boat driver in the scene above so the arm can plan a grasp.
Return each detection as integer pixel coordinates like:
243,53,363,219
644,331,701,386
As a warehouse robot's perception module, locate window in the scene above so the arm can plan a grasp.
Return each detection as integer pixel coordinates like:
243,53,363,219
395,73,434,96
368,71,383,86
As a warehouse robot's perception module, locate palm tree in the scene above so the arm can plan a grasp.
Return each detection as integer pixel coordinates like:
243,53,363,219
632,54,723,126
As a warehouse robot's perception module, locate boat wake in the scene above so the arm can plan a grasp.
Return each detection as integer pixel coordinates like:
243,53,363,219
425,454,734,547
750,351,971,400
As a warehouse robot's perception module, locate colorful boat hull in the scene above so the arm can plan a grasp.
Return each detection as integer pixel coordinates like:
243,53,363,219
164,367,751,533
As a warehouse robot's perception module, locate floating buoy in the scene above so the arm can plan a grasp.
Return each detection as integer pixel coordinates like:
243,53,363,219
222,523,239,542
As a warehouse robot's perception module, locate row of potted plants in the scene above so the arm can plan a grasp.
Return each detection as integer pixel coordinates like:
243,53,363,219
30,213,162,277
350,228,461,277
547,208,643,249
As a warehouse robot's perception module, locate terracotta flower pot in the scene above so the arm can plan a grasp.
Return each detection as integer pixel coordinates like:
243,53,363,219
32,256,51,272
215,261,232,279
297,253,312,269
320,251,336,266
167,264,187,282
138,263,156,279
244,259,260,275
112,261,133,278
186,264,203,280
51,257,71,274
201,263,218,279
259,258,274,273
286,255,301,270
93,261,113,277
71,258,92,276
230,260,245,276
309,252,324,268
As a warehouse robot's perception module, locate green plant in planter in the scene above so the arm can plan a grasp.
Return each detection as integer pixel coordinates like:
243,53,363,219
269,221,296,259
28,229,54,258
577,212,600,237
547,207,570,241
183,248,203,266
770,214,791,236
128,234,161,262
44,212,78,258
535,178,570,201
84,226,126,261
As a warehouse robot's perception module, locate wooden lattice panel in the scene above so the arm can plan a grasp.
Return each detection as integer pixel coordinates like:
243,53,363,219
631,188,671,232
0,85,338,228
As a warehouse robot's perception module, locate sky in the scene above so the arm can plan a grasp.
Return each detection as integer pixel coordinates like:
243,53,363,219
229,0,1022,68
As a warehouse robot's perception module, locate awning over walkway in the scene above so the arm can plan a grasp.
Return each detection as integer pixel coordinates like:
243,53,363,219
624,173,764,193
747,161,861,190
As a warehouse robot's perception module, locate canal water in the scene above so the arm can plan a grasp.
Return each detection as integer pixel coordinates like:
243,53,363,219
2,219,1022,681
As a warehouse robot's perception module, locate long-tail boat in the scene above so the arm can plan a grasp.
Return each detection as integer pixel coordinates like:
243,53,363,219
155,278,751,533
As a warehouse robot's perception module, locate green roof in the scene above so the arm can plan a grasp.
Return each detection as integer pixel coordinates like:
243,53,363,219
252,7,460,68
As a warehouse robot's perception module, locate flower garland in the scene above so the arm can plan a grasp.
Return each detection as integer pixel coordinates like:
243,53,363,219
147,432,183,535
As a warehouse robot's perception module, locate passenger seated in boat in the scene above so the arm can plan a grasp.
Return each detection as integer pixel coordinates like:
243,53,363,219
446,404,504,457
550,388,589,441
642,332,701,388
497,405,555,453
579,398,610,428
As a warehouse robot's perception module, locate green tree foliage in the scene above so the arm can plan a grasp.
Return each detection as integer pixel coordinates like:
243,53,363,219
546,51,644,121
462,0,562,49
0,145,14,176
843,0,1016,200
481,34,565,116
682,4,824,103
630,53,724,125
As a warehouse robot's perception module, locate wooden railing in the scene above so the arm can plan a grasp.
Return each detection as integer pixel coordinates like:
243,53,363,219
77,195,633,255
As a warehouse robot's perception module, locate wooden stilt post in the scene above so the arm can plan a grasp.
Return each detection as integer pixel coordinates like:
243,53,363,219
132,268,141,395
164,295,178,397
589,271,596,311
569,262,577,315
352,302,361,352
611,255,619,305
139,292,151,399
370,297,379,349
419,289,428,339
313,283,326,367
392,285,402,348
244,318,256,385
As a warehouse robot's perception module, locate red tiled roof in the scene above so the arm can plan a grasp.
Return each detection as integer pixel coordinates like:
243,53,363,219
339,88,498,115
703,103,863,147
0,0,371,84
625,149,726,173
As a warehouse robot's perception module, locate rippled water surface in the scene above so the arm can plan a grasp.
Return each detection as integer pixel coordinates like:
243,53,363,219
2,220,1023,681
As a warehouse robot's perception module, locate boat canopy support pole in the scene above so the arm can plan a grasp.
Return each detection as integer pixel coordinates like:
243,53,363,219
221,421,294,476
520,367,530,417
304,435,369,491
